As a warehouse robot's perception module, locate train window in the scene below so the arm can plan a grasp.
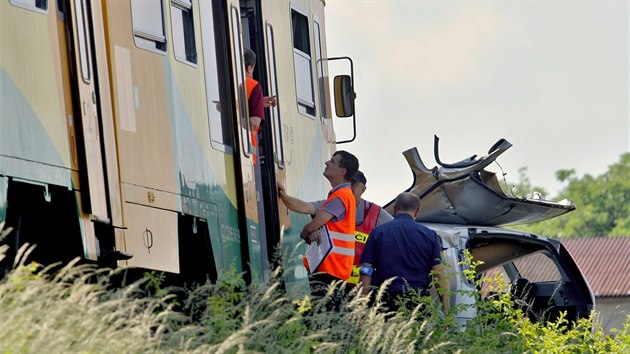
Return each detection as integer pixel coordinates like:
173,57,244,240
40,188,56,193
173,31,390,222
291,9,315,117
170,0,197,65
74,0,90,83
200,0,233,151
56,0,66,20
10,0,48,13
313,19,328,124
131,0,167,53
231,6,252,157
265,24,284,168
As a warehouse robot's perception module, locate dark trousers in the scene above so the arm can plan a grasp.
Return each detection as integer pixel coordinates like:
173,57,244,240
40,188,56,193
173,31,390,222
309,273,349,311
381,289,430,313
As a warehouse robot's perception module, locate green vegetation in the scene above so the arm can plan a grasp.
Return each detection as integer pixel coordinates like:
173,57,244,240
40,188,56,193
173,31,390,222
508,153,630,238
0,241,628,353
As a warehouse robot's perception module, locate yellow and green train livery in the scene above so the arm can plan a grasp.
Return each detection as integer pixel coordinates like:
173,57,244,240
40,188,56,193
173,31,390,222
0,0,356,294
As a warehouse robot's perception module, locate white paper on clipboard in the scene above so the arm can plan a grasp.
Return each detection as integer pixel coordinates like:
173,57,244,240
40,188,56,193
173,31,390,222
304,226,333,273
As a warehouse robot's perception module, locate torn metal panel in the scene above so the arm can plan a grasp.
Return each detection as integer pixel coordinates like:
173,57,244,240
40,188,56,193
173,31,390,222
385,136,575,226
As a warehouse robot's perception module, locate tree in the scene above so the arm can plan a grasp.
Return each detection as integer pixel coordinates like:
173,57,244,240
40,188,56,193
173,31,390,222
505,166,549,199
515,153,630,238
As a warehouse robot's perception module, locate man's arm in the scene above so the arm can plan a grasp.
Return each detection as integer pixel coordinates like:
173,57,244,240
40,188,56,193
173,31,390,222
359,263,373,296
250,116,262,130
277,183,317,215
248,84,265,129
432,263,450,313
300,209,334,243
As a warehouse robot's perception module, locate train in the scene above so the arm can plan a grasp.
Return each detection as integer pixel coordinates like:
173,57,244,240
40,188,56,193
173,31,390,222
0,0,354,294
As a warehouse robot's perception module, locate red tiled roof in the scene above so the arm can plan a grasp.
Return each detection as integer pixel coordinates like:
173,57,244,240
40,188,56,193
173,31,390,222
562,237,630,297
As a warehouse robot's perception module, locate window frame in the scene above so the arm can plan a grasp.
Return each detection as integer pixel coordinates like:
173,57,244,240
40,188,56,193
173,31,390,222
10,0,48,13
74,0,91,83
130,0,167,54
170,0,197,66
313,17,328,124
265,23,285,169
200,0,233,153
290,8,316,118
230,5,252,158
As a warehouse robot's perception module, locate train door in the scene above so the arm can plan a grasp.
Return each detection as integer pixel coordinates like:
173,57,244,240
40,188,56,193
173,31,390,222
67,0,109,222
262,21,291,255
226,0,268,282
238,0,290,282
64,0,129,262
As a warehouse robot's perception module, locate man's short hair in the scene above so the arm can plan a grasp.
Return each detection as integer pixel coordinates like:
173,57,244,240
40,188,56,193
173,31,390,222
394,192,420,213
334,150,359,181
244,48,256,68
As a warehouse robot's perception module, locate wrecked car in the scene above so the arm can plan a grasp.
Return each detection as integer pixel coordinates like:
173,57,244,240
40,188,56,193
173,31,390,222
384,136,595,327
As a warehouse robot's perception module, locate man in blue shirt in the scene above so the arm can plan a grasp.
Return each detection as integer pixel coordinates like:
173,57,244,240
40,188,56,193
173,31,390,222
359,192,450,313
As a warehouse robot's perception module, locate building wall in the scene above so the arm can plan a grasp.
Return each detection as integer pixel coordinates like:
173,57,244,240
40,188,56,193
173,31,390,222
595,297,630,333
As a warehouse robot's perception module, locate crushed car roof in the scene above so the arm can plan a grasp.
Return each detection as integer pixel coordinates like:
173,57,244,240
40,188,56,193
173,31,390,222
384,136,575,226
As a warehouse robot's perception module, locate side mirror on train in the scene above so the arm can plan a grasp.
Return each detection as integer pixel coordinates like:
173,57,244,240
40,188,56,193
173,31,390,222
334,75,355,118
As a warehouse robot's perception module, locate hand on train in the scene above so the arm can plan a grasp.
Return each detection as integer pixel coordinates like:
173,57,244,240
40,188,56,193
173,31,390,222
277,182,286,200
263,96,277,108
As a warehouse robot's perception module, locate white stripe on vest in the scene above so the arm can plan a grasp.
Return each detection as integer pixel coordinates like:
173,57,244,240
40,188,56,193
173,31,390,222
329,231,355,256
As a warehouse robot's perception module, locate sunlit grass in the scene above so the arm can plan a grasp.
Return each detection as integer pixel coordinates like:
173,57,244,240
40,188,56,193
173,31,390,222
0,224,628,353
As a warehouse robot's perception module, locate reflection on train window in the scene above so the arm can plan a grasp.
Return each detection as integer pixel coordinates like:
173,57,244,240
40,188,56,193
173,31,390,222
170,0,197,65
10,0,48,12
313,19,328,123
131,0,167,53
231,6,252,157
74,0,90,83
56,0,65,20
199,0,233,152
291,9,315,117
265,24,284,168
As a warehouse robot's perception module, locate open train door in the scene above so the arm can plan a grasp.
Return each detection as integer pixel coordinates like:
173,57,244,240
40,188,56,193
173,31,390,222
240,0,289,280
226,0,269,283
262,20,291,262
66,0,119,260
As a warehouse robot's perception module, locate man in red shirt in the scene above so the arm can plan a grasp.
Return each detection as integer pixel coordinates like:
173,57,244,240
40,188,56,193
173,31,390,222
244,48,276,164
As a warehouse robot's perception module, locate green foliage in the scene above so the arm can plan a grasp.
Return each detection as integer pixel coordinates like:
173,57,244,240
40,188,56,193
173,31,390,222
0,241,629,353
511,153,630,238
506,166,549,199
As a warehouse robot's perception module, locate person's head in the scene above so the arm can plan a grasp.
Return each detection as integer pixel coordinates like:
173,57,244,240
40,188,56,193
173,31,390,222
244,48,256,76
350,170,367,201
324,150,359,185
393,192,420,217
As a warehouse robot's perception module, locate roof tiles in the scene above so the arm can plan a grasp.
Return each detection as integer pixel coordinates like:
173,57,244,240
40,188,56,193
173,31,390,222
562,237,630,297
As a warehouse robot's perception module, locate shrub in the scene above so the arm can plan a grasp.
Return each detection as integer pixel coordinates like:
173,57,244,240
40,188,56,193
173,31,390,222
0,237,628,353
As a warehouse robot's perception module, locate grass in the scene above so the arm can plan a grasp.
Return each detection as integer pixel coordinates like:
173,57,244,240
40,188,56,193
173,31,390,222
0,227,629,353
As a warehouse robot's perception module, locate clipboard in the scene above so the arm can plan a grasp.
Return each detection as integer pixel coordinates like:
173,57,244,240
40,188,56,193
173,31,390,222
304,226,333,273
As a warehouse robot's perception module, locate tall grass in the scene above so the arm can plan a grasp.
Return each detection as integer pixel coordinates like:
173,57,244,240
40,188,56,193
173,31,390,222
0,225,629,353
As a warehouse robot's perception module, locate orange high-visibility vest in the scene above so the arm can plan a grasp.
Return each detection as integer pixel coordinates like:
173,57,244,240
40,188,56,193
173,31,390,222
306,186,356,280
347,201,381,284
246,77,260,164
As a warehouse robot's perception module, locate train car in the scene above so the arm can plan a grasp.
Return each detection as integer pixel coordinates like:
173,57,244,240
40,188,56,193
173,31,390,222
0,0,354,293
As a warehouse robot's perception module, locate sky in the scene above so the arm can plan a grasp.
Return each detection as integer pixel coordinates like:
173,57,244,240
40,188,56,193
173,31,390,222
324,0,629,206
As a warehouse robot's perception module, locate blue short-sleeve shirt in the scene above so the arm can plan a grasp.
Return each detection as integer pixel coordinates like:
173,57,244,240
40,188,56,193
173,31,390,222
360,213,442,292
